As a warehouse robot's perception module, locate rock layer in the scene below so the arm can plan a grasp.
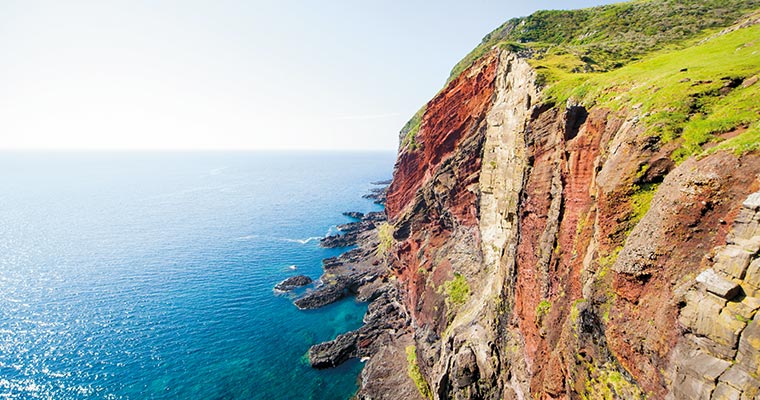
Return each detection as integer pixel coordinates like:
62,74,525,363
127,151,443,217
307,14,760,400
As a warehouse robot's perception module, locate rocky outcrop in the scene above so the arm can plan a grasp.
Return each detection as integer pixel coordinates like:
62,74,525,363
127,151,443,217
320,208,387,248
668,193,760,400
274,275,312,291
309,286,410,369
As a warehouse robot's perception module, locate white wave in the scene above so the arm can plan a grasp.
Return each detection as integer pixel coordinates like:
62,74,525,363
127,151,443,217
233,234,260,241
280,236,322,244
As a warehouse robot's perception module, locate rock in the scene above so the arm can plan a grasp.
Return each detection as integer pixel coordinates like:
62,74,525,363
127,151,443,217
745,259,760,289
337,220,376,234
274,275,312,291
734,237,760,255
342,211,365,220
363,186,388,205
452,346,479,388
636,157,675,184
712,382,741,400
320,231,359,248
679,290,745,348
680,290,725,331
696,268,741,299
294,281,350,309
308,287,408,369
743,192,760,211
714,245,753,279
671,373,714,400
362,211,387,222
682,351,731,382
720,365,760,393
736,315,760,376
726,299,759,322
309,330,359,369
742,75,759,89
321,211,385,248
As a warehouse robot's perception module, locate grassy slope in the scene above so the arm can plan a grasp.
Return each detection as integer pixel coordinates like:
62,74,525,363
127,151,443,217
543,22,760,160
449,0,760,81
400,0,760,153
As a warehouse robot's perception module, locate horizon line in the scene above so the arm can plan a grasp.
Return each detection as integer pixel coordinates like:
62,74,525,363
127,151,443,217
0,147,399,153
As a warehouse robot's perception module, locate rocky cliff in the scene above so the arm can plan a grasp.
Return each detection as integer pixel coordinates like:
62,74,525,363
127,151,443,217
311,1,760,399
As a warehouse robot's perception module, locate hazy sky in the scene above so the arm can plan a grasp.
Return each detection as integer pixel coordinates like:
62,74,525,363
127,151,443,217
1,0,620,151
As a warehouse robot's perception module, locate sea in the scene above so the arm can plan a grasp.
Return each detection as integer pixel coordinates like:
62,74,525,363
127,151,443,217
0,151,396,399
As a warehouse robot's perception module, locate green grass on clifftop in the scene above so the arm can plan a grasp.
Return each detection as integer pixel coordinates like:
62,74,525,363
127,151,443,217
449,0,760,81
544,23,760,161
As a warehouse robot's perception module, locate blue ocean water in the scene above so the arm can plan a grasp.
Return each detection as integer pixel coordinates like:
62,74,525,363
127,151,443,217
0,151,395,399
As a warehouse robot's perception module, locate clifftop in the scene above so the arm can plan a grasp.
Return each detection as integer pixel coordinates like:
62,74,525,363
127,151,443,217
450,0,760,79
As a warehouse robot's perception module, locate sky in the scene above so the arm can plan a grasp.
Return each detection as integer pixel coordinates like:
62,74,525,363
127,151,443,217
0,0,621,151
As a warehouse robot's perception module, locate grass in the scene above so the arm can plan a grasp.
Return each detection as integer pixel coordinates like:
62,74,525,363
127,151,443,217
376,223,394,256
443,273,470,308
400,105,427,150
449,0,760,82
536,299,552,322
406,345,433,400
629,183,659,227
582,366,645,400
543,23,760,162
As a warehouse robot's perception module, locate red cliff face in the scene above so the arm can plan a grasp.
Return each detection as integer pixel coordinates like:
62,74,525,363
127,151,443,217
385,51,498,221
384,52,498,333
371,49,760,400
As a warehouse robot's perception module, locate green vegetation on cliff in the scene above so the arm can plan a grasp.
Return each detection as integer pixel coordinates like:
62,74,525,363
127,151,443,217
450,0,759,80
406,345,433,400
442,273,470,308
376,223,394,256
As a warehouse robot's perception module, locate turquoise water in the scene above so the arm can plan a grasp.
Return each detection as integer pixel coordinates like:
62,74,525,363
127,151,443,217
0,151,395,399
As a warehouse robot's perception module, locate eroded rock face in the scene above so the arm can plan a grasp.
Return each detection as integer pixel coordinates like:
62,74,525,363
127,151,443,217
319,48,760,399
668,195,760,399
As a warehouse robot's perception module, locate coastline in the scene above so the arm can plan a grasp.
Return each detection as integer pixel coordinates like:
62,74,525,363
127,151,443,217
274,181,417,398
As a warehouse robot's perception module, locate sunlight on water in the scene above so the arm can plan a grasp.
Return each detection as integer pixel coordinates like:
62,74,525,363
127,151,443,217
0,151,393,399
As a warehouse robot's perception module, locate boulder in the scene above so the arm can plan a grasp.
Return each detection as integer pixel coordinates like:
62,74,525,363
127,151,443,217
711,382,741,400
745,259,760,289
714,245,753,280
696,269,741,299
274,275,312,291
309,330,359,369
342,211,365,220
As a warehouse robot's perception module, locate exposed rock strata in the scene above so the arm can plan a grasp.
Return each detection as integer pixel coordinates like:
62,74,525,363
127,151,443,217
306,21,760,400
321,45,760,399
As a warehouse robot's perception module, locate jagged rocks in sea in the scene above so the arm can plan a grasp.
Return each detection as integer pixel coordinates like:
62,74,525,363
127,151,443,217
362,187,387,205
319,210,386,248
319,231,360,248
274,275,312,291
342,211,364,220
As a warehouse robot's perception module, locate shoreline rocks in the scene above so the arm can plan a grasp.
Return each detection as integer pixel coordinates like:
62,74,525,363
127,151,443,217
276,182,408,396
309,286,409,369
274,275,313,291
319,210,387,249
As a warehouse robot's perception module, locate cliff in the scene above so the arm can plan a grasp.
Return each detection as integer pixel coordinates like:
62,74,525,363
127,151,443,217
312,1,760,398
